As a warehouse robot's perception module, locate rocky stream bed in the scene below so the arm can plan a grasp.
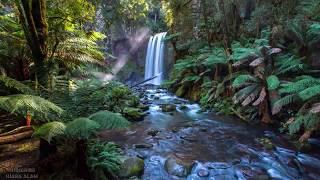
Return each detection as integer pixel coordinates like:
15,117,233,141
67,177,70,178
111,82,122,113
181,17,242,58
100,86,320,180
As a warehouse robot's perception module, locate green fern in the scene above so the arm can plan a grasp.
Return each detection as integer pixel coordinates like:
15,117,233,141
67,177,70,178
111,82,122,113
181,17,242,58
65,118,100,140
87,140,122,173
0,94,63,120
272,94,299,115
0,75,34,95
267,75,280,90
89,111,130,130
298,85,320,101
33,121,66,143
279,76,320,94
232,74,258,88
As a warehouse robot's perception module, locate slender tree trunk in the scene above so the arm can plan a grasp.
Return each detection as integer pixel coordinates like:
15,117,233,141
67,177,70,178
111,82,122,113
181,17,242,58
16,0,48,86
76,140,89,179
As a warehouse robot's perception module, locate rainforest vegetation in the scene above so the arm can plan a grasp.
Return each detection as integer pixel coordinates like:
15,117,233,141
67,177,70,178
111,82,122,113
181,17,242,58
1,0,320,179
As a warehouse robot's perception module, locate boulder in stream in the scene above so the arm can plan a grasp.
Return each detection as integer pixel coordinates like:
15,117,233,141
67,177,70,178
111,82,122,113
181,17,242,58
119,156,145,178
164,156,193,177
160,104,177,112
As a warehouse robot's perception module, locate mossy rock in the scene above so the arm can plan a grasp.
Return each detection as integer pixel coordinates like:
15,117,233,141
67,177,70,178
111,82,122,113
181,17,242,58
175,86,186,97
119,157,144,178
123,107,144,121
160,104,177,112
257,138,275,150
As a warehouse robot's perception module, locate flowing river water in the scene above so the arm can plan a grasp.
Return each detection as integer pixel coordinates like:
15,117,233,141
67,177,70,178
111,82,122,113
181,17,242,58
100,86,320,180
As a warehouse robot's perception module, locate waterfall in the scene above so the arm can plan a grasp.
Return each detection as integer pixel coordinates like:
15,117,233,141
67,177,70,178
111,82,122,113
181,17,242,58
144,32,167,85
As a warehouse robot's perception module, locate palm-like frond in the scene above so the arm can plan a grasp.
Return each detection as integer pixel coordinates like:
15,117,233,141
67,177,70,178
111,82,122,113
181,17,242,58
203,48,228,66
0,75,34,94
65,117,100,140
298,85,320,101
233,84,259,104
272,94,299,115
0,94,63,120
306,23,320,48
89,111,130,130
232,74,258,88
33,121,66,143
275,54,305,75
279,76,320,94
53,37,104,69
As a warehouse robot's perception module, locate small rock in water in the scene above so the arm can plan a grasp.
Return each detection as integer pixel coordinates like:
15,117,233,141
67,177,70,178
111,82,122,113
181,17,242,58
164,156,192,177
179,105,189,110
180,135,197,142
147,128,160,137
252,174,270,180
199,127,208,132
134,143,153,149
172,127,180,133
160,104,177,112
197,169,209,177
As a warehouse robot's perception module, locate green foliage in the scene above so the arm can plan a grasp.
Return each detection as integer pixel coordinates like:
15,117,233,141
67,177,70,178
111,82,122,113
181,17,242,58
267,75,280,90
65,118,100,140
57,79,140,119
232,75,257,88
89,111,130,129
0,75,34,95
33,121,66,143
87,140,122,173
0,94,63,120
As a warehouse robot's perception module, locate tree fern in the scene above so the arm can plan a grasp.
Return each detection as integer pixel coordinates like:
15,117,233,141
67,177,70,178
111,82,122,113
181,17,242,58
89,111,130,130
33,121,66,143
0,94,63,120
65,118,100,140
0,75,34,95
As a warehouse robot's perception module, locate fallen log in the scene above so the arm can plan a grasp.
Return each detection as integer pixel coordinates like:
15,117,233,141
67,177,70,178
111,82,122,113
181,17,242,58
0,126,32,137
0,130,34,145
130,75,158,88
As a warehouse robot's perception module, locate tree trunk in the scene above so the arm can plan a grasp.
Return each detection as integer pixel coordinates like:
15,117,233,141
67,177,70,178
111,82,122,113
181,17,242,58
16,0,48,86
76,140,89,179
39,138,57,160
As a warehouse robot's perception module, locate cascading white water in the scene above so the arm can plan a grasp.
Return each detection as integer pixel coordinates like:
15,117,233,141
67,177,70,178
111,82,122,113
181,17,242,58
144,32,167,85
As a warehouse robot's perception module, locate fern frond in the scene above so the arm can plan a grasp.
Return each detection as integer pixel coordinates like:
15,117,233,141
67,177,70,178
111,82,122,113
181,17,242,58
232,74,258,88
33,121,66,143
279,76,320,94
233,84,259,104
87,140,122,173
0,95,63,120
0,75,34,94
272,94,299,115
89,111,130,130
65,118,100,139
298,85,320,101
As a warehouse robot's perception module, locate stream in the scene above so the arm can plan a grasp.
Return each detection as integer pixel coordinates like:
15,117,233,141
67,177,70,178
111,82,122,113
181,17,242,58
100,85,320,180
